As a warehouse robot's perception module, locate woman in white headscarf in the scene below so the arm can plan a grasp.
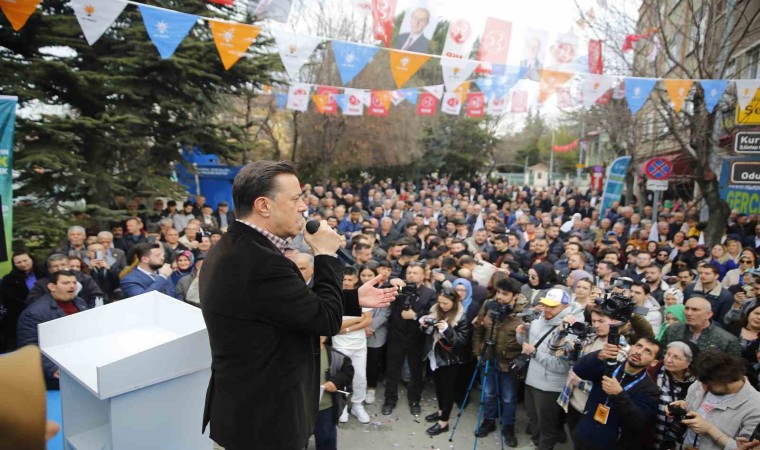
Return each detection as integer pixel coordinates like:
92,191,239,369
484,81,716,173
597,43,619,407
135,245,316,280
560,213,582,235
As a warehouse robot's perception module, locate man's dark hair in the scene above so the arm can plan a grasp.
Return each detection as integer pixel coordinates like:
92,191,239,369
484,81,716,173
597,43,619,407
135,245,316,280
459,256,476,266
494,278,520,294
494,234,509,243
353,243,371,253
134,243,162,261
441,257,457,271
567,242,582,254
699,261,721,276
633,336,662,356
632,280,651,295
50,270,77,284
691,349,746,384
343,266,358,277
598,260,615,272
349,205,361,214
232,160,297,218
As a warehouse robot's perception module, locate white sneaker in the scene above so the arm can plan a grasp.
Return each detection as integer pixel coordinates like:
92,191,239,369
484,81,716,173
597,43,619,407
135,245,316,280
365,389,376,405
351,404,370,424
339,406,349,423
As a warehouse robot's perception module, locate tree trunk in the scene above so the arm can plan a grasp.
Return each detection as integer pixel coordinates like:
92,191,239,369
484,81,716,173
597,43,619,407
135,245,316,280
699,177,730,247
291,112,299,163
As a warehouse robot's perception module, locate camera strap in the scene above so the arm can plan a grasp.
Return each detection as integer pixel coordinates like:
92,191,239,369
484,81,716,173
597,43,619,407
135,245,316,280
603,364,647,407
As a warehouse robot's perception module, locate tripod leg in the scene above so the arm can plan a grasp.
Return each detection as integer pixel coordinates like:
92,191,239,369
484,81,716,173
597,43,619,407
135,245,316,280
448,355,484,442
470,359,493,450
494,368,504,450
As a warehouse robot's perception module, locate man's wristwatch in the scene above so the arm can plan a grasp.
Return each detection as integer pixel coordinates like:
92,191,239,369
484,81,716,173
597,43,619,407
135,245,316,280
345,327,351,334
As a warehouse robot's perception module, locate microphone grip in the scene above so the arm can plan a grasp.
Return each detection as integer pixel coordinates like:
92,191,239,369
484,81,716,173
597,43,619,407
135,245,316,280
304,219,355,265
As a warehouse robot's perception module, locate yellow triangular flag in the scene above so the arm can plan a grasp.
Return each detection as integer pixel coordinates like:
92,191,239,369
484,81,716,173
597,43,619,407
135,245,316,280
0,0,41,31
374,90,393,111
538,69,574,104
389,50,430,88
454,81,471,101
208,20,261,70
663,79,694,113
311,94,331,114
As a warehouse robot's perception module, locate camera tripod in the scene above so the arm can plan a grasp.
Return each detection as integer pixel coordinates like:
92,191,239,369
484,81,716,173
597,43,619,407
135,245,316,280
448,316,505,450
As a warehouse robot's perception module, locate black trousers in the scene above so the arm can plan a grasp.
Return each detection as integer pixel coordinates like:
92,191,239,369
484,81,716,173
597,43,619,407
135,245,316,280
565,406,584,449
525,385,565,450
454,358,477,405
384,336,424,404
434,364,460,421
366,345,386,388
313,408,336,450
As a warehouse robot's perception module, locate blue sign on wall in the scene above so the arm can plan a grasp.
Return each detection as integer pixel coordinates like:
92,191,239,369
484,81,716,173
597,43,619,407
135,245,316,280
175,147,241,210
720,156,760,215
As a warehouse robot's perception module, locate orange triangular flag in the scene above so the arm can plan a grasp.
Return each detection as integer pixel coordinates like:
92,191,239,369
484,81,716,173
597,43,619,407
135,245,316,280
454,81,471,101
389,50,430,88
0,0,41,31
311,93,332,114
208,20,261,70
663,79,694,113
374,90,393,111
538,69,574,104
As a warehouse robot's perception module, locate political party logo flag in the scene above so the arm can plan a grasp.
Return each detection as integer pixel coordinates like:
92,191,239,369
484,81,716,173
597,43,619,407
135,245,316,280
371,0,397,47
71,0,127,45
392,88,418,105
699,79,728,113
417,92,439,116
208,20,260,70
273,31,323,80
475,77,495,100
588,39,603,74
139,5,198,59
286,83,311,111
624,77,657,114
389,50,430,88
311,94,332,113
275,93,288,109
735,80,760,110
0,96,16,274
0,0,40,31
538,69,574,104
317,86,339,114
491,66,527,99
546,33,581,72
581,74,613,107
477,17,512,65
557,86,573,108
440,58,479,93
510,90,528,113
332,41,379,85
442,17,476,59
487,95,507,116
441,92,463,115
663,79,693,113
342,88,365,116
599,156,631,222
465,92,486,117
368,90,392,116
424,84,444,99
248,0,292,22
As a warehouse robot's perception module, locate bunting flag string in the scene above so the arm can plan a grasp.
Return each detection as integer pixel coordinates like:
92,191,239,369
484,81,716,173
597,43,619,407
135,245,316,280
138,5,198,59
71,0,127,45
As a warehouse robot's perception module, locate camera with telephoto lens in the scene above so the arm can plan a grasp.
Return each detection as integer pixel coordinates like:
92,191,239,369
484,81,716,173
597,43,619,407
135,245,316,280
422,317,438,335
663,404,690,443
567,322,592,336
595,291,639,323
487,301,512,322
397,283,419,310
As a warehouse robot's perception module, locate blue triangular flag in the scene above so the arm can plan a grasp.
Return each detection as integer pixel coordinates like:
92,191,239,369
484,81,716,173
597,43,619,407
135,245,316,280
490,64,507,76
403,89,419,105
139,5,198,59
493,66,528,99
334,94,349,111
275,93,287,109
475,77,495,100
700,79,728,113
625,77,657,114
332,41,379,85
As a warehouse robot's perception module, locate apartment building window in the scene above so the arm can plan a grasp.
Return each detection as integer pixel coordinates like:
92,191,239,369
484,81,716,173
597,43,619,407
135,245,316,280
745,47,759,79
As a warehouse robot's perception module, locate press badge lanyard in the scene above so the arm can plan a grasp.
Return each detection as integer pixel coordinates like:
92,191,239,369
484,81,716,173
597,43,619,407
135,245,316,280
594,364,647,425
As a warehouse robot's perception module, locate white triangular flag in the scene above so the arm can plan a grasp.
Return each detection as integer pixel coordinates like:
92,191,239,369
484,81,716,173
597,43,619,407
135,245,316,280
582,74,613,107
424,85,445,99
441,92,463,115
286,83,311,111
71,0,127,45
272,31,323,80
735,80,760,110
440,58,479,92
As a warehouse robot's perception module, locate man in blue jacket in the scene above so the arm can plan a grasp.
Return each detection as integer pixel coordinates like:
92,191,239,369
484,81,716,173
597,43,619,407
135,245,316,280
17,270,88,389
571,336,661,450
120,243,173,298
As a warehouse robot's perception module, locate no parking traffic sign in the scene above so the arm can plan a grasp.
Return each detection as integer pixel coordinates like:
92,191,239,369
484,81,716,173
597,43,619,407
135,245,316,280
645,158,673,180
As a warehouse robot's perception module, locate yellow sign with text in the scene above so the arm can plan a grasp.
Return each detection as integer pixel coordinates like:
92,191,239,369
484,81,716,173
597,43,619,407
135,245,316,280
737,90,760,125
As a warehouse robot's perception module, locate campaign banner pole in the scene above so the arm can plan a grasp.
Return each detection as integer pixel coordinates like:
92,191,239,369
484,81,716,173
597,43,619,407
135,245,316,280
598,155,631,223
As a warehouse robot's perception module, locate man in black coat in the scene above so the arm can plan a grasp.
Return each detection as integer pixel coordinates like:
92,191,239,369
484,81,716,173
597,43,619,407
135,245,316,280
199,160,396,450
26,253,104,308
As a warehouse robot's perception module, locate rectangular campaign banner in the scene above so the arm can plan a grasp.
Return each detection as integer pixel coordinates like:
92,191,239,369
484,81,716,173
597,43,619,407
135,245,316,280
0,96,16,275
721,156,760,215
598,155,631,223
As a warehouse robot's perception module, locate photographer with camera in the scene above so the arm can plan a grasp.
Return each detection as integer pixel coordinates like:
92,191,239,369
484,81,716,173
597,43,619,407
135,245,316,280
418,290,472,436
571,337,662,449
382,263,437,416
647,340,699,449
517,288,582,449
556,307,628,446
667,349,760,450
470,278,529,446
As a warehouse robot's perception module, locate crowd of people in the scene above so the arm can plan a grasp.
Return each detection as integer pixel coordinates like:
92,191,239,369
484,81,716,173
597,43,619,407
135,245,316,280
3,175,760,450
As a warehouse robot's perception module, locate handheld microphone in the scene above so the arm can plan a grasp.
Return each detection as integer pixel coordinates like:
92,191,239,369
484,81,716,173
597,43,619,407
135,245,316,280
305,220,355,265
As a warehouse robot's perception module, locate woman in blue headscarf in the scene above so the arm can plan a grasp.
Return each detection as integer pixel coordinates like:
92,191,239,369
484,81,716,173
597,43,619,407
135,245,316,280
451,278,480,408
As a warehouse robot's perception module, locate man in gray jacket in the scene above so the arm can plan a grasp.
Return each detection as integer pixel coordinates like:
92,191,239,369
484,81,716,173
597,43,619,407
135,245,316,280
519,288,582,450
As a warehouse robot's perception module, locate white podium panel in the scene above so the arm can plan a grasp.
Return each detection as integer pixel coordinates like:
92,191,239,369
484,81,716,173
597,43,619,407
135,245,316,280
40,292,213,450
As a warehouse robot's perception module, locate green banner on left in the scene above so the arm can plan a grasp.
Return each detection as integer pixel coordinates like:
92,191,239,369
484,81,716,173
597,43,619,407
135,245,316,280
0,96,17,277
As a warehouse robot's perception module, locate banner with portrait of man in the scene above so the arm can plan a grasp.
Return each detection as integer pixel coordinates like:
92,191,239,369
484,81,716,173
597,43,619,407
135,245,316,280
393,1,440,54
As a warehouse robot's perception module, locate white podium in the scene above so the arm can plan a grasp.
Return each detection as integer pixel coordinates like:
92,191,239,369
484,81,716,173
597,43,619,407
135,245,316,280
39,292,213,450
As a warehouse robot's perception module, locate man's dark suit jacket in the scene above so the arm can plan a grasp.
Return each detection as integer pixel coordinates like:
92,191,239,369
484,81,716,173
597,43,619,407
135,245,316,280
394,33,430,53
199,221,361,450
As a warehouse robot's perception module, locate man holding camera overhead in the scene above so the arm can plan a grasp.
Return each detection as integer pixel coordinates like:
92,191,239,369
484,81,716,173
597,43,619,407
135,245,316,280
572,336,661,450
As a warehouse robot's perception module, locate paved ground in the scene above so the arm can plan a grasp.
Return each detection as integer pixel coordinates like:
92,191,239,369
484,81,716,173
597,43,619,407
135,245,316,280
307,378,574,450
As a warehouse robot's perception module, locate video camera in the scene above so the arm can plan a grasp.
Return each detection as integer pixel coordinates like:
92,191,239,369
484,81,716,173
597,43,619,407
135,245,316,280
397,283,419,310
594,277,648,323
486,301,513,322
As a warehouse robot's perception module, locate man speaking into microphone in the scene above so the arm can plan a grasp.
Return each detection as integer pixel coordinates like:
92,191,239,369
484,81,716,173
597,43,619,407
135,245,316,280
200,160,396,450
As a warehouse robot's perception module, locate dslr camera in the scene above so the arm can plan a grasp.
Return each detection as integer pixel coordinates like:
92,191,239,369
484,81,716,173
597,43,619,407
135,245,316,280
487,301,512,322
397,283,419,310
422,317,438,335
663,404,690,443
